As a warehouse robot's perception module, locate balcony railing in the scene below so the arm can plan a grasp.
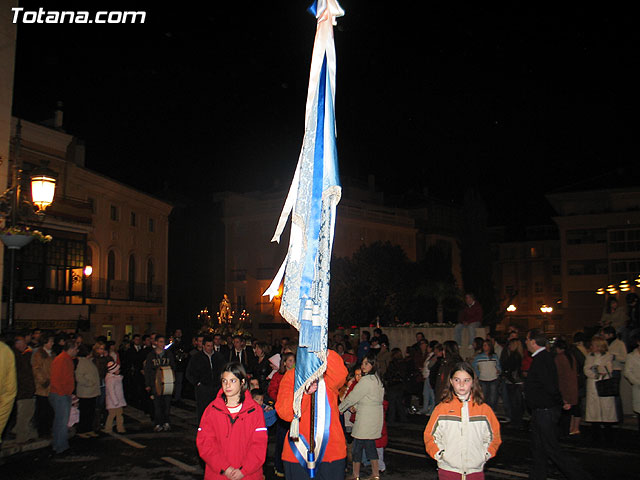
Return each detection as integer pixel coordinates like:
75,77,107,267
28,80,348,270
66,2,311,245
85,278,163,303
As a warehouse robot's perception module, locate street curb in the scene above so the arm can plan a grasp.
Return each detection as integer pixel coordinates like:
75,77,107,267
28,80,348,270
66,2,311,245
0,439,51,458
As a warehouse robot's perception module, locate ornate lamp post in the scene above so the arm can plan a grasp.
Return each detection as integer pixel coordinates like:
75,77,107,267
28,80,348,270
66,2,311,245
0,121,57,333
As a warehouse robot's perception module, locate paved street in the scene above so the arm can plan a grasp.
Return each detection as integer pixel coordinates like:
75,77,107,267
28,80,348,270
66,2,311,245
2,400,638,480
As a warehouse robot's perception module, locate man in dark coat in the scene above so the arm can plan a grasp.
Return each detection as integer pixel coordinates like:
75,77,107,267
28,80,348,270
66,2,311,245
186,336,224,421
524,329,591,480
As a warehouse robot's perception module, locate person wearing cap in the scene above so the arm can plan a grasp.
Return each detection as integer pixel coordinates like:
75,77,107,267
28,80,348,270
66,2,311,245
104,360,127,433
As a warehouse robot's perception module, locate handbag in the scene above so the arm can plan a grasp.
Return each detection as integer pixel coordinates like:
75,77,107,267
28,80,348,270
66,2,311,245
595,366,619,397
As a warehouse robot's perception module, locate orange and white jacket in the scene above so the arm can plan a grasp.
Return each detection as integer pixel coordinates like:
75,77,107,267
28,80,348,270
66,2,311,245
424,397,501,476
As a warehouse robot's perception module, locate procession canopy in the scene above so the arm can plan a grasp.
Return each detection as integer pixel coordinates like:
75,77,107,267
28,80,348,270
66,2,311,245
263,0,344,454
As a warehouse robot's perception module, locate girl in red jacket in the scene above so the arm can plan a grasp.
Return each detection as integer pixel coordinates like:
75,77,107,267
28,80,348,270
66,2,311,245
197,362,268,480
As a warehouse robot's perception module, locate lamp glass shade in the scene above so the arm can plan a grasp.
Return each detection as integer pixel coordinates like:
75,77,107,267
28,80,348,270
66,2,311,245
31,174,56,210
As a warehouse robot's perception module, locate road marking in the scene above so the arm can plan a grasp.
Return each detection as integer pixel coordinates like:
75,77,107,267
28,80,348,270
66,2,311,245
107,431,146,449
385,447,426,458
487,467,529,478
161,456,200,473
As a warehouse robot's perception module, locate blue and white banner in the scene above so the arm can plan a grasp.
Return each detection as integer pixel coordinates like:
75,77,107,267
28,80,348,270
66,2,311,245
263,0,344,469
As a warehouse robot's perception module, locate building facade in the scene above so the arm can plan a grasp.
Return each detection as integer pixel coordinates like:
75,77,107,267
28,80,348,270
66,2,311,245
546,188,640,331
491,226,563,334
216,181,418,339
1,117,172,342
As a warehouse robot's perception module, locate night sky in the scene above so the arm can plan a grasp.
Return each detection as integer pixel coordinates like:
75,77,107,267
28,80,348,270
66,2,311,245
11,1,635,227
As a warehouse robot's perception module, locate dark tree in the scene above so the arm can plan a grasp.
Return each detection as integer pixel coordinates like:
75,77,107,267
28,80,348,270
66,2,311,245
459,188,498,332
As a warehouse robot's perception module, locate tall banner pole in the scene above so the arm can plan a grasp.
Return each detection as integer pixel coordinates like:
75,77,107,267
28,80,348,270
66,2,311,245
263,0,344,475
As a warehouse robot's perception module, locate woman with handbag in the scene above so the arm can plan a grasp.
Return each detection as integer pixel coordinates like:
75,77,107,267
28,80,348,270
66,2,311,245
583,335,617,443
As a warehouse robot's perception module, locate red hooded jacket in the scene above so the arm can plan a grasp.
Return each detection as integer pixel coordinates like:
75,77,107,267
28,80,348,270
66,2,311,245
196,390,268,480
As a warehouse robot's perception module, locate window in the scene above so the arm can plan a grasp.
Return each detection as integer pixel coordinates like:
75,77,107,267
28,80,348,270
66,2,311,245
128,255,136,300
567,260,608,276
148,218,155,232
147,258,155,295
107,251,116,281
609,229,640,253
110,205,119,221
610,258,640,283
87,197,96,213
130,212,136,227
566,229,607,245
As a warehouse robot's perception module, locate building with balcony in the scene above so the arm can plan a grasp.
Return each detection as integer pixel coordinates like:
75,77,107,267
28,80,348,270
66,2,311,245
216,178,418,340
1,116,172,342
546,188,640,331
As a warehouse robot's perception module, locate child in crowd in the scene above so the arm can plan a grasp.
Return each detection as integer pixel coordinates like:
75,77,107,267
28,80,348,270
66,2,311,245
424,362,501,480
197,362,267,480
104,360,127,433
251,388,277,427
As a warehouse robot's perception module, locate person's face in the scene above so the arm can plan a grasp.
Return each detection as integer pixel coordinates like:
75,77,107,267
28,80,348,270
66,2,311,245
68,345,79,358
450,369,473,398
254,345,263,357
482,342,491,354
354,369,362,382
175,329,182,338
144,337,152,347
156,337,166,350
525,335,536,354
611,301,618,311
44,338,54,350
32,330,41,342
284,356,295,370
361,358,373,374
14,338,26,352
509,341,518,352
213,335,221,346
95,344,106,356
419,341,427,353
249,378,260,390
253,394,264,406
465,294,474,306
133,336,141,346
221,371,243,399
196,337,204,349
75,336,83,345
336,344,345,354
416,333,424,342
280,338,288,347
203,341,214,355
233,338,242,351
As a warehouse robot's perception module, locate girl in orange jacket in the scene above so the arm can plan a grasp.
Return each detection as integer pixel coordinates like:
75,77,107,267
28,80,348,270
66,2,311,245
424,362,501,480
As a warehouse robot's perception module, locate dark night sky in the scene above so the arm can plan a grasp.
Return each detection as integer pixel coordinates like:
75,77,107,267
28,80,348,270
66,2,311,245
11,1,636,226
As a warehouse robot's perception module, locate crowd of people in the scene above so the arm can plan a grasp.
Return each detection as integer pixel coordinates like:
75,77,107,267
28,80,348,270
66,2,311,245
1,292,640,480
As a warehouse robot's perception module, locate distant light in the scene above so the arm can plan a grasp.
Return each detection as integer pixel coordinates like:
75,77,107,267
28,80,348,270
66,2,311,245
540,305,553,313
84,265,93,277
26,285,35,290
506,304,517,312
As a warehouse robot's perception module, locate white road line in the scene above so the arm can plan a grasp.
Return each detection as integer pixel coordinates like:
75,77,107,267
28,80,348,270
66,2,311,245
161,456,200,473
107,432,146,449
385,447,426,458
487,467,529,478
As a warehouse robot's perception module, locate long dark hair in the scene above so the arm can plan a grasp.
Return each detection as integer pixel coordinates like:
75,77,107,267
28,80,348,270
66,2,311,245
361,351,382,384
440,361,484,405
443,340,462,363
220,361,248,404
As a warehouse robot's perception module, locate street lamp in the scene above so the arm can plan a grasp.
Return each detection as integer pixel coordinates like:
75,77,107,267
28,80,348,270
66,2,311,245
0,121,57,333
30,167,57,212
